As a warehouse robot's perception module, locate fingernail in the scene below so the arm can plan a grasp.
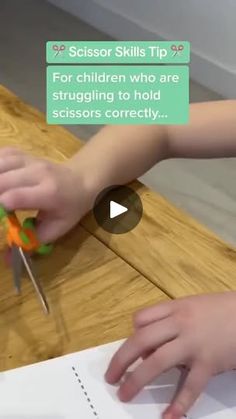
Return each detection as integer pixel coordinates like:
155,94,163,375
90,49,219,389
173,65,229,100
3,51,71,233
117,386,130,402
104,371,113,384
117,387,124,401
104,373,111,383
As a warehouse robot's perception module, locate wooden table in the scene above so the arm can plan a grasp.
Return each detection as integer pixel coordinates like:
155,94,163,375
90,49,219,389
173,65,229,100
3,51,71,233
0,85,236,372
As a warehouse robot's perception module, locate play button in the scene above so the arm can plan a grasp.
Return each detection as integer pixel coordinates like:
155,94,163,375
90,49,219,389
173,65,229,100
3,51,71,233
93,185,143,234
110,201,128,219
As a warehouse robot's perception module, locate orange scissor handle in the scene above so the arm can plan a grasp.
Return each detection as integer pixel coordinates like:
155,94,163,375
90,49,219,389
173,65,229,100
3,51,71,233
5,213,40,251
0,206,53,254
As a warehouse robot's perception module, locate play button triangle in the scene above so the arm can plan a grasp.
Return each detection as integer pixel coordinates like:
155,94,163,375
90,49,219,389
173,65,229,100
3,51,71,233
109,200,128,219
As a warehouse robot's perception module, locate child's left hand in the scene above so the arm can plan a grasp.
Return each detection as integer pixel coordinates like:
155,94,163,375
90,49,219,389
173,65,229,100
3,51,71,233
105,292,236,419
0,147,96,243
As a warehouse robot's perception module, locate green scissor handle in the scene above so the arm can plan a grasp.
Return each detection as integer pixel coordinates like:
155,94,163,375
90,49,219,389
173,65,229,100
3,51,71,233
22,217,53,255
0,205,10,220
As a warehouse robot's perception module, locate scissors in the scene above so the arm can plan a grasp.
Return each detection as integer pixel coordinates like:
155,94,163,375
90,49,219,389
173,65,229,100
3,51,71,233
0,206,53,314
53,44,66,57
171,44,184,57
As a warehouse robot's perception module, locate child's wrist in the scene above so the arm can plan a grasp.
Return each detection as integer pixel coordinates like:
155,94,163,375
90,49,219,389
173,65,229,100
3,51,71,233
66,158,105,210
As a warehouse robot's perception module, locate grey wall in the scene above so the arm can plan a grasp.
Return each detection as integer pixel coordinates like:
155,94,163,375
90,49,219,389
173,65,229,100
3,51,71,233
48,0,235,99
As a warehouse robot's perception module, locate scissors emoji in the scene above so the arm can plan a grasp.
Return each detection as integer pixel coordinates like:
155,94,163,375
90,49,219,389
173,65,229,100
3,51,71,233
0,206,53,314
171,44,184,57
53,44,66,57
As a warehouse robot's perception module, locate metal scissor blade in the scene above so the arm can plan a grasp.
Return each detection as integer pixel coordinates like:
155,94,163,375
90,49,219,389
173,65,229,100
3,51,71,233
11,245,23,294
18,247,49,315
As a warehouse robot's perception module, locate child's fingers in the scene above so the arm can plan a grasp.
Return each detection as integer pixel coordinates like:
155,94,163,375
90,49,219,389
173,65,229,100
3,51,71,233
141,349,154,360
105,317,178,384
36,216,76,243
0,168,36,194
0,147,24,158
117,340,186,402
0,186,50,211
35,217,63,243
133,301,173,329
164,363,210,419
0,155,27,174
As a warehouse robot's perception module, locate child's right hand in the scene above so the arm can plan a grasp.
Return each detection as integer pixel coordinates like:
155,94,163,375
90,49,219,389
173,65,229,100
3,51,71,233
0,147,96,243
105,292,236,419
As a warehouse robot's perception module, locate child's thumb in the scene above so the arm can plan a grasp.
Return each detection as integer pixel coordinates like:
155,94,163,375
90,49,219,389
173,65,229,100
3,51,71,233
35,217,63,244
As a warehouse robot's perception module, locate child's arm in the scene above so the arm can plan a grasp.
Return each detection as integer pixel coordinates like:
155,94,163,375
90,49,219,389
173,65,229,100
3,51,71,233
0,100,234,243
167,100,236,158
69,100,236,194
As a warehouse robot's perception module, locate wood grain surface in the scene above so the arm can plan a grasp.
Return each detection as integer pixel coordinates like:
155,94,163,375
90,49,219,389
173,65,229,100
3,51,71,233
0,85,81,159
0,222,167,371
0,219,168,371
0,85,167,370
84,181,236,298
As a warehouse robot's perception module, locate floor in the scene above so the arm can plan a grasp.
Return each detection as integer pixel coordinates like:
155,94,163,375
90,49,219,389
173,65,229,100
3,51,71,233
1,0,236,246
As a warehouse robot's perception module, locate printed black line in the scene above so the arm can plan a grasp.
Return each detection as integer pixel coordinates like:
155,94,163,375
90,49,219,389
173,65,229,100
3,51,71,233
72,367,191,418
72,366,100,418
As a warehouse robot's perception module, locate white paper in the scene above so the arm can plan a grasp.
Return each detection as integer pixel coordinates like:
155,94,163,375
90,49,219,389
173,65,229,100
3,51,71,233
0,340,235,418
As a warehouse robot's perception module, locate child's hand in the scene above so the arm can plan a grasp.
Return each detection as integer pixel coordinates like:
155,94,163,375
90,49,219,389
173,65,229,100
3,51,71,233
105,292,236,419
0,147,95,243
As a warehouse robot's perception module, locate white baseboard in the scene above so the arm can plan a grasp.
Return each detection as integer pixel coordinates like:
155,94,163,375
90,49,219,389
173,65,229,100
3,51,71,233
49,0,235,99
